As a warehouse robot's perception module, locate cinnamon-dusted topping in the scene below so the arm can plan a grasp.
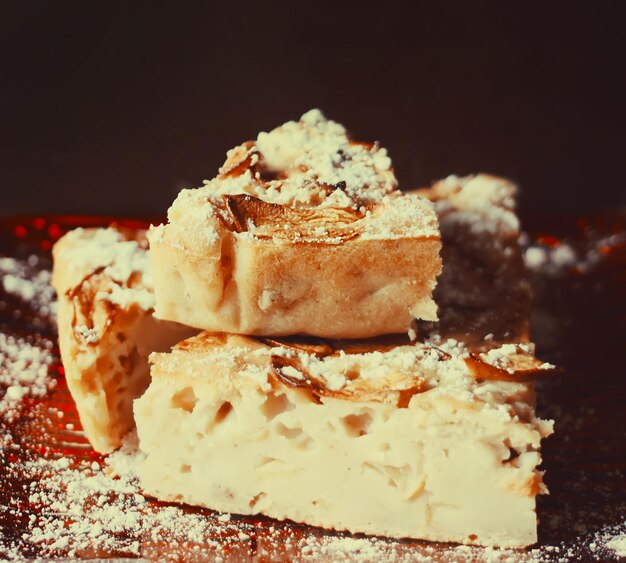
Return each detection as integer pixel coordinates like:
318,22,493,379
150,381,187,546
466,343,559,383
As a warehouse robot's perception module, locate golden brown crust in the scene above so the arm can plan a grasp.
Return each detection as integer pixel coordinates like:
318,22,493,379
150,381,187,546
150,225,441,338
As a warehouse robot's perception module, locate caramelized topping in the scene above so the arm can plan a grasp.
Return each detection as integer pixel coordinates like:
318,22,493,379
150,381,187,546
175,332,230,352
223,195,287,233
269,353,429,407
218,141,261,179
256,336,335,358
63,229,152,346
465,345,559,383
254,334,444,358
222,194,364,241
67,268,116,346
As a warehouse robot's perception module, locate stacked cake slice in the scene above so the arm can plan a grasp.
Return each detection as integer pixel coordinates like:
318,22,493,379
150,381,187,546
136,332,553,548
53,110,555,547
148,109,442,337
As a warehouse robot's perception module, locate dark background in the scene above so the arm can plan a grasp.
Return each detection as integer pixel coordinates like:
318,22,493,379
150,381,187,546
1,2,624,218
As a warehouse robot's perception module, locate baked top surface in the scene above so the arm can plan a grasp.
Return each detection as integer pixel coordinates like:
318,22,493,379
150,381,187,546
154,331,556,419
154,110,440,247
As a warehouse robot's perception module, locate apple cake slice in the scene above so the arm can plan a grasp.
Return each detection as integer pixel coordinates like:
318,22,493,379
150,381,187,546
134,332,555,548
52,227,195,453
149,110,442,338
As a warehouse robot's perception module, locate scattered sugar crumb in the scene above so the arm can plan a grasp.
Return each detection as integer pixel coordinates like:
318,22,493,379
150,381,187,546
606,532,626,556
0,255,57,318
0,332,55,420
8,433,245,559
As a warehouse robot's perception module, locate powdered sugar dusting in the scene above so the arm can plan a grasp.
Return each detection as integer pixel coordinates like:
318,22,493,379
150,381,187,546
253,108,396,204
161,110,439,249
0,333,56,420
430,175,520,238
54,228,155,312
606,531,626,557
0,255,57,318
56,228,151,284
17,433,246,559
201,109,397,208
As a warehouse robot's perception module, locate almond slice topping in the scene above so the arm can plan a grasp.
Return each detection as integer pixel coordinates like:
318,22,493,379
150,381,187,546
218,141,262,179
255,336,335,358
223,194,364,242
465,345,559,382
269,355,429,407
